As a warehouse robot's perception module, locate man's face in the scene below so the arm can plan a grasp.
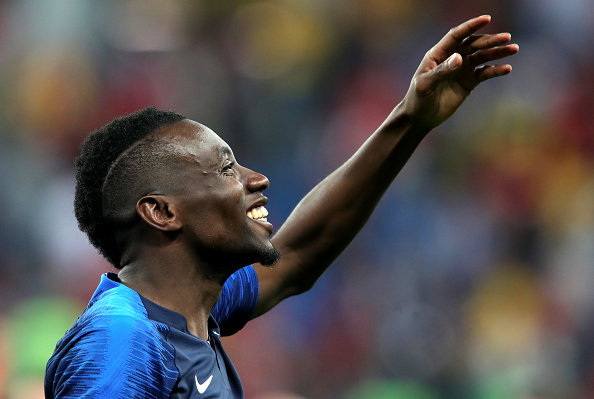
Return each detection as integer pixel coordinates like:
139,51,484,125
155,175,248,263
160,120,279,270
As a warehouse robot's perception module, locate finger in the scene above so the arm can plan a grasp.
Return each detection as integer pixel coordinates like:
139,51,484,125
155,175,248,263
474,64,513,82
467,43,519,66
458,33,512,56
432,15,492,61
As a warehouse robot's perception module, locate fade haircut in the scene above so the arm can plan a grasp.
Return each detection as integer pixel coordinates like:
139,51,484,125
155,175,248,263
74,107,186,267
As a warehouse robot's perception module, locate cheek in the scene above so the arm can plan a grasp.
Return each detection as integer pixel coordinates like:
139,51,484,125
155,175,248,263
196,186,245,225
180,177,246,228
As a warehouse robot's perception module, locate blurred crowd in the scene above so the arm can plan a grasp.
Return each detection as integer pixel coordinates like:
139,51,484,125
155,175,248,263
1,0,593,398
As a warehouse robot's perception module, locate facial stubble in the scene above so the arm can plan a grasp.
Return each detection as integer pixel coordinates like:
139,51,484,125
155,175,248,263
257,245,281,267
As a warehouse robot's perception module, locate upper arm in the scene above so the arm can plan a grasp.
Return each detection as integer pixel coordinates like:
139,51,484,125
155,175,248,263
212,265,260,335
251,118,417,318
47,316,177,399
252,245,316,318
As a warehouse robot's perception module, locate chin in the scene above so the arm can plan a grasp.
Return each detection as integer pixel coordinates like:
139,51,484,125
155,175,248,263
256,246,281,267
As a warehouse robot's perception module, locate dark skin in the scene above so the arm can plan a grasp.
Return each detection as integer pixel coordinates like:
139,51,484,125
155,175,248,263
118,15,519,340
117,122,275,338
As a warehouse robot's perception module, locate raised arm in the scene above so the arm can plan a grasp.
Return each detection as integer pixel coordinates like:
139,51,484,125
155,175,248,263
253,15,519,317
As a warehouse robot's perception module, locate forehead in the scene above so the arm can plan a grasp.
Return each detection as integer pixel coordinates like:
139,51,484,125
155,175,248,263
157,119,234,164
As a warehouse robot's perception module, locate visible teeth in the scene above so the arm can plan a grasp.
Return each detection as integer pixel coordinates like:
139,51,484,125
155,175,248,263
247,205,269,220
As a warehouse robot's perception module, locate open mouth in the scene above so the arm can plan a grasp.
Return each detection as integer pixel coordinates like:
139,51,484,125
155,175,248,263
247,205,268,222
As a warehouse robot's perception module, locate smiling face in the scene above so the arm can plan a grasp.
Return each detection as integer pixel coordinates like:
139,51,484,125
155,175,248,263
158,120,280,270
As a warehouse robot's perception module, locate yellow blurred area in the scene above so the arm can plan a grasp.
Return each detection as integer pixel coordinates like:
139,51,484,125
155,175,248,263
9,46,98,148
467,263,544,361
230,1,333,88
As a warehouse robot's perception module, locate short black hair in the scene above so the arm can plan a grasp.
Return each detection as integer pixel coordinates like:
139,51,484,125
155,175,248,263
74,106,186,267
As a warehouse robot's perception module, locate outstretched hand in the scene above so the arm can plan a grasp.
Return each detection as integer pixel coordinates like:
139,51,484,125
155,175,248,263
399,15,519,131
253,16,519,320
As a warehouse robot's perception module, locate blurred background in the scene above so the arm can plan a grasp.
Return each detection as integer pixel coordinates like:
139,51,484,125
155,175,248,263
0,0,593,398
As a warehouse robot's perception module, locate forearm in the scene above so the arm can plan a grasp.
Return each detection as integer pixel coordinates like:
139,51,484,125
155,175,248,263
270,102,429,288
254,15,518,316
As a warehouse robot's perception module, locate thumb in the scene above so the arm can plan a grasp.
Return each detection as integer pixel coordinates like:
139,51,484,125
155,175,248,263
417,53,462,95
445,53,462,70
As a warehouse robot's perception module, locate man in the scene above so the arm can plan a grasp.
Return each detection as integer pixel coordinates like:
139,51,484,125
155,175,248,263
45,15,518,398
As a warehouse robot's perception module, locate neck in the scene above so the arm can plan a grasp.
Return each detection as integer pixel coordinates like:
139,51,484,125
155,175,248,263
117,253,226,340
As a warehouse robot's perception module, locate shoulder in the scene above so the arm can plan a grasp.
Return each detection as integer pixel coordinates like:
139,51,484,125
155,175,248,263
54,280,172,361
213,265,259,336
45,279,178,398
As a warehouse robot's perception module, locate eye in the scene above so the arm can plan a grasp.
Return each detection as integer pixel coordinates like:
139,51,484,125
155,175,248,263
222,161,235,175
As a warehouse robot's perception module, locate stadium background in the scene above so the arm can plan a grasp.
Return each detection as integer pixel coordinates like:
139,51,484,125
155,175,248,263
0,1,593,398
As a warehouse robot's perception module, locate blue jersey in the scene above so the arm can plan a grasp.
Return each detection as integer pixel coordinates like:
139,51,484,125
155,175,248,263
44,266,259,399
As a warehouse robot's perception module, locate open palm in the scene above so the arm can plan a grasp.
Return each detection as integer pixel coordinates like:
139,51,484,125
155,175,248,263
402,15,519,130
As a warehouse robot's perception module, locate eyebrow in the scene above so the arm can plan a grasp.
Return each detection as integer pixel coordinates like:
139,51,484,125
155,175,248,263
219,147,233,160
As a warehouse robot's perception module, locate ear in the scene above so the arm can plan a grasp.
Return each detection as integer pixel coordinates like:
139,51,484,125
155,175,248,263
136,195,182,232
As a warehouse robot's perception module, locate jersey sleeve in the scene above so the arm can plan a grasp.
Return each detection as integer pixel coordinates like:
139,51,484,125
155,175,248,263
46,314,178,399
211,265,259,336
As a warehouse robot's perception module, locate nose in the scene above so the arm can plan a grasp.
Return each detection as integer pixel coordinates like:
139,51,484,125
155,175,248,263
244,167,269,193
